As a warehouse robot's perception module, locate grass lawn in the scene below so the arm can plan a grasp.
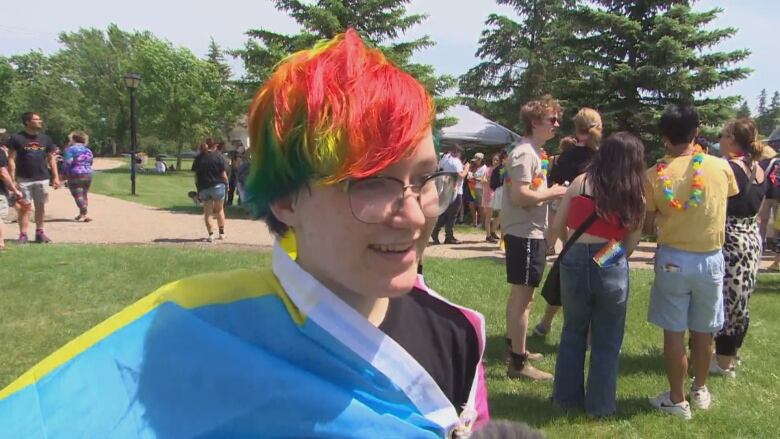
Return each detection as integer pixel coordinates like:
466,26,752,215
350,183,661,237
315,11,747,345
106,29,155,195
89,163,250,218
1,244,778,437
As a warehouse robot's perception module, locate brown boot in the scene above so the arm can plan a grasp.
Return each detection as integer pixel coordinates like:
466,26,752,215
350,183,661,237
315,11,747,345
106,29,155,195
507,352,553,381
505,338,544,362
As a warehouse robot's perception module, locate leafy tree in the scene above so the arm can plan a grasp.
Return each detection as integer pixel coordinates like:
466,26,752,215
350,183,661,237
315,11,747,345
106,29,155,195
557,1,751,156
2,52,83,144
133,37,217,169
57,25,146,154
234,0,456,127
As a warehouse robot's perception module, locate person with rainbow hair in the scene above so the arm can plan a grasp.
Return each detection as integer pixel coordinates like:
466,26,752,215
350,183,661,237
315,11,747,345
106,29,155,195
0,30,489,437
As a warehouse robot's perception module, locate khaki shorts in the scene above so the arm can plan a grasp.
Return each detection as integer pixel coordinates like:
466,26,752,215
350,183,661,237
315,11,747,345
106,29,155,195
0,194,8,218
18,179,49,207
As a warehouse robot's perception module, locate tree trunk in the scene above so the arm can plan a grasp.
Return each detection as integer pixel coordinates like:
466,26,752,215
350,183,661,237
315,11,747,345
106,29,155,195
176,141,184,171
110,139,117,156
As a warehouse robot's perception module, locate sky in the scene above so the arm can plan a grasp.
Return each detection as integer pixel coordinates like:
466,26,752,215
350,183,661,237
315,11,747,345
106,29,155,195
0,0,776,111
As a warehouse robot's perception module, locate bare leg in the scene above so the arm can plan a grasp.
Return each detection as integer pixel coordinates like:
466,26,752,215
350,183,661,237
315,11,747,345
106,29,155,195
506,284,535,354
213,199,226,229
203,200,214,235
34,202,45,229
538,305,561,331
17,206,30,236
483,208,493,237
691,331,713,388
663,330,688,404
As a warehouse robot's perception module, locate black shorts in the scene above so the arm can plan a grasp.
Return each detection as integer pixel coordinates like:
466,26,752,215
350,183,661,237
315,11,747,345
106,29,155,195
504,235,547,287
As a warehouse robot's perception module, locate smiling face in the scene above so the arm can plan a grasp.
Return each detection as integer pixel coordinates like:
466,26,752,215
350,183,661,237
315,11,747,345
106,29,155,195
25,114,43,131
280,131,438,300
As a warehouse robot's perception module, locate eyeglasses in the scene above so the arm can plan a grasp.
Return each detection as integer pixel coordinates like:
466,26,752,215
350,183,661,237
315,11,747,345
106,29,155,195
547,117,559,125
345,172,458,224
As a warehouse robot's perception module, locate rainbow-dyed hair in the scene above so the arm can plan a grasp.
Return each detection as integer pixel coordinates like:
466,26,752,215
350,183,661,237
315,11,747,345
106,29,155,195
245,29,435,232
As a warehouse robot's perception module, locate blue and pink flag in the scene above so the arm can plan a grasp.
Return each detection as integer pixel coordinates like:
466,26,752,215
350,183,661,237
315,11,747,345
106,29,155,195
0,242,487,437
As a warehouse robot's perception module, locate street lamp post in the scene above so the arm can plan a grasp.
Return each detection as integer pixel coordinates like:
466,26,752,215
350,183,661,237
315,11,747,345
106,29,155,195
123,73,142,195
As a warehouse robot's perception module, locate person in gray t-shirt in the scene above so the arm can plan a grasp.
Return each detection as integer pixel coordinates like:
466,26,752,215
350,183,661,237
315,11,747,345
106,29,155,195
502,97,568,381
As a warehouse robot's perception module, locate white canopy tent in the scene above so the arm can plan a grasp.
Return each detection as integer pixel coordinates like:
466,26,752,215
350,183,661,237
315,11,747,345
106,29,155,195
439,105,521,150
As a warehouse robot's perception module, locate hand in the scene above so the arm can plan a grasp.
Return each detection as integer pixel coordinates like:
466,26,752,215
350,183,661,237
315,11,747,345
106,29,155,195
52,178,62,189
548,184,568,198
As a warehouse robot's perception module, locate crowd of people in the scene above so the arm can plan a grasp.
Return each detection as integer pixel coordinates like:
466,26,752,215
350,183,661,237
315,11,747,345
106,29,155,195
433,95,779,419
0,112,96,250
1,29,779,437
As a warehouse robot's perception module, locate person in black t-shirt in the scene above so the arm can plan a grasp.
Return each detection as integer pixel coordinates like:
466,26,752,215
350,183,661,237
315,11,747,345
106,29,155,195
192,139,228,242
6,112,61,244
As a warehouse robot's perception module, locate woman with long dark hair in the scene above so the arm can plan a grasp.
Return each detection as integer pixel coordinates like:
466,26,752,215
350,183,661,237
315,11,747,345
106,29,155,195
712,118,767,377
549,132,645,417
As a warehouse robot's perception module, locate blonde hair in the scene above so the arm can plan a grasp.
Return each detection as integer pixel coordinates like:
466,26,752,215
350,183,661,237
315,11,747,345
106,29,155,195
760,144,776,161
572,107,602,150
68,130,89,145
520,95,562,136
722,118,764,161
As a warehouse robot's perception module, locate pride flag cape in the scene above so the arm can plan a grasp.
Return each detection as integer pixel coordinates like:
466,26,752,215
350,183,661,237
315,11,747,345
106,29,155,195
0,243,488,437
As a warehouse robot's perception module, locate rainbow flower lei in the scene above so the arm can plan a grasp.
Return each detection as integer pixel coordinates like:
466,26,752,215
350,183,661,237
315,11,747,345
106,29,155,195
531,150,549,190
656,152,705,210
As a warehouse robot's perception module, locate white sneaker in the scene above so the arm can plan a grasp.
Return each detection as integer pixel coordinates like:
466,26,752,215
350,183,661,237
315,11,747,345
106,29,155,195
649,391,692,420
709,357,736,378
689,385,712,410
206,234,215,243
218,233,226,240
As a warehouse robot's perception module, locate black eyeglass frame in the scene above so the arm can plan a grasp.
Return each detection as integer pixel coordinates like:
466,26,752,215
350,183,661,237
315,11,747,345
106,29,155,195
344,171,459,224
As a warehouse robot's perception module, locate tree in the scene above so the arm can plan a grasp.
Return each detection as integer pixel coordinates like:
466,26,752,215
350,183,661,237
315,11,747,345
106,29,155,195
556,1,751,156
459,0,574,134
1,51,84,144
204,39,249,142
57,25,146,154
234,0,456,127
735,100,751,118
133,37,218,169
755,89,779,136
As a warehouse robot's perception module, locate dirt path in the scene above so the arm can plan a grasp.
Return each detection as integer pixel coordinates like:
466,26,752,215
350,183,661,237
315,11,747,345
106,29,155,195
5,158,775,269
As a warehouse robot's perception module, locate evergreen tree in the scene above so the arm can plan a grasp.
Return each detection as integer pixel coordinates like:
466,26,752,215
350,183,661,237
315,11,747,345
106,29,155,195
764,91,780,135
204,39,249,142
458,0,575,134
233,0,456,126
557,1,751,155
735,100,751,118
757,88,768,117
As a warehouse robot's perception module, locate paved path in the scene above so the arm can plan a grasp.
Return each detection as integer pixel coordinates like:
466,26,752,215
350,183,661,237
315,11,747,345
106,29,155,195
4,158,776,270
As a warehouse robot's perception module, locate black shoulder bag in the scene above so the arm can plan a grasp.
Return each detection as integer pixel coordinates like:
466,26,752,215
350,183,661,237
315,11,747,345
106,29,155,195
540,211,599,306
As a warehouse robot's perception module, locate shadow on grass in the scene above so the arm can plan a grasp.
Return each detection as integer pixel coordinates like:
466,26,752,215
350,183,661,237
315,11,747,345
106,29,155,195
618,349,665,375
163,205,253,220
485,334,559,364
756,275,780,293
153,238,207,244
489,391,651,427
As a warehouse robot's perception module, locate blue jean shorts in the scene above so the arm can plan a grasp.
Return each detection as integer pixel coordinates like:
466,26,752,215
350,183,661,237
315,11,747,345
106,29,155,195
647,245,724,333
198,184,226,202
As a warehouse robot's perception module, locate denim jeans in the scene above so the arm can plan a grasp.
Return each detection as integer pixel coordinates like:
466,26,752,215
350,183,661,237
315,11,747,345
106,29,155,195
552,242,629,417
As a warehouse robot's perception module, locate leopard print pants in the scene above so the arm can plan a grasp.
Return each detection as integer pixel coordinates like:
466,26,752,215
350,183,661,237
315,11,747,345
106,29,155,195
715,216,761,354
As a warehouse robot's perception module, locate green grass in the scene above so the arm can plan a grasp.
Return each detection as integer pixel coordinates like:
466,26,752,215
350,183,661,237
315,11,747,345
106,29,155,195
1,244,778,437
89,164,249,218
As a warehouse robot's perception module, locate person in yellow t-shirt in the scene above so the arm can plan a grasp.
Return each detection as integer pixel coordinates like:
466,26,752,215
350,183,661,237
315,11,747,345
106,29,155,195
644,104,739,420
